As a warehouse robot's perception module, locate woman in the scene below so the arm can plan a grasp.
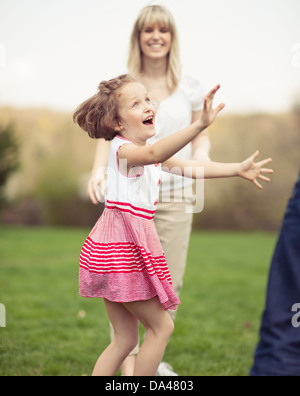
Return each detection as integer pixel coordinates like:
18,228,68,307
88,5,211,376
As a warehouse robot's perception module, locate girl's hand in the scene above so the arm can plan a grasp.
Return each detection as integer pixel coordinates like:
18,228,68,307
200,85,225,129
239,151,273,190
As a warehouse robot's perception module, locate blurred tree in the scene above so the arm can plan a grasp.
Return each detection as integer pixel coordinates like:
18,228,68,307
0,123,19,211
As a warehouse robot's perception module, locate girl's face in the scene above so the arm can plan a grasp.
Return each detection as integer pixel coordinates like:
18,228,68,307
139,22,172,60
117,82,156,145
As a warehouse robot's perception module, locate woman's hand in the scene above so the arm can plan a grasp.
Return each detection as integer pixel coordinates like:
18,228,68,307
87,167,107,204
199,85,225,129
239,151,273,190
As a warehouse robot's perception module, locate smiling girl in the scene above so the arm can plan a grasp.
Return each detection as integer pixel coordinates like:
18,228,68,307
73,74,273,376
88,6,211,375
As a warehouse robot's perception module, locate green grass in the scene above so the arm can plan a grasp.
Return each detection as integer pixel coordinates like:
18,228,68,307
0,225,276,376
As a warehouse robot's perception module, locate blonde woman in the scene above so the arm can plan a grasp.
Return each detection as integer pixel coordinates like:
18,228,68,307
88,5,211,376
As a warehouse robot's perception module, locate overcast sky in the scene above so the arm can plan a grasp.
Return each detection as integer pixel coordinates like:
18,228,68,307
0,0,300,114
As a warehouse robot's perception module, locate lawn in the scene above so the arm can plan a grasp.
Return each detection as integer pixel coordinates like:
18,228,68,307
0,225,276,376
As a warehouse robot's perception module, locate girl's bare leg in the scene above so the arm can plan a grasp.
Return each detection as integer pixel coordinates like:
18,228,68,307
92,300,139,376
124,297,174,376
93,297,174,376
110,321,138,376
120,355,136,376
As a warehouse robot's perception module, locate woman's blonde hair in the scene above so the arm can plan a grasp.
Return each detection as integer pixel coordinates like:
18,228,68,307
128,5,181,93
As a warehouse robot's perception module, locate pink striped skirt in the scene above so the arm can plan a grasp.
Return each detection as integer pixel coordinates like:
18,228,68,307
79,207,180,311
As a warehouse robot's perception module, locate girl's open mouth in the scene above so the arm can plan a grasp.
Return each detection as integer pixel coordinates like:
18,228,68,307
143,115,154,125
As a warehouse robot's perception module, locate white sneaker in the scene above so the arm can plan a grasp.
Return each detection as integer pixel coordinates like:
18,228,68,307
156,362,179,376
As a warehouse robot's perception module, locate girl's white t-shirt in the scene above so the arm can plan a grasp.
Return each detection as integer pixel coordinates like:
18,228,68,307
106,135,161,216
148,74,205,192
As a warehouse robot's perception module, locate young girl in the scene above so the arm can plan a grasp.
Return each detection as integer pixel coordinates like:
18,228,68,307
73,74,273,376
88,5,232,376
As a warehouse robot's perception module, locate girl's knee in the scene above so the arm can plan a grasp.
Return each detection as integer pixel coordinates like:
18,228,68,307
152,313,174,342
165,315,175,339
114,333,138,356
127,335,139,353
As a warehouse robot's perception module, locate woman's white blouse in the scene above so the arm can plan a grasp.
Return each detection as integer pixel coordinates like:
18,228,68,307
148,75,205,192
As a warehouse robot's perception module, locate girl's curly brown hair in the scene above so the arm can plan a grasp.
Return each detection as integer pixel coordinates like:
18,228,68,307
73,74,136,141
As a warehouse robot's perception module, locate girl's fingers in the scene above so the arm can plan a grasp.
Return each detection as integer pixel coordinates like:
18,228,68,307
215,103,225,114
253,179,263,190
204,84,221,104
207,84,221,98
258,174,271,183
249,152,273,168
258,158,273,167
203,85,223,115
251,150,260,161
261,168,274,174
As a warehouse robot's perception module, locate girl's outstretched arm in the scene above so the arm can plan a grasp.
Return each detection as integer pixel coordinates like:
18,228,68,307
118,85,225,168
163,151,273,190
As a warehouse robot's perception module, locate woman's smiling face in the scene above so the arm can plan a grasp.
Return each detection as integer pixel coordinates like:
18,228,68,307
139,22,172,60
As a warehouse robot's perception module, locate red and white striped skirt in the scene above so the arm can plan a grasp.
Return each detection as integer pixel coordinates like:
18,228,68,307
79,207,180,311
